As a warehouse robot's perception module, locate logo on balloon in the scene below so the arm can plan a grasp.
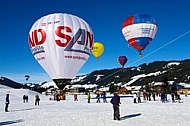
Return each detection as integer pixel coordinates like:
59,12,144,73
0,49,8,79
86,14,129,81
28,26,93,56
141,28,151,34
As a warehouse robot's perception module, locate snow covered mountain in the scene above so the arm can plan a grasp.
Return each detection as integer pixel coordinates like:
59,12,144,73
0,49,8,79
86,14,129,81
71,59,190,88
1,59,190,90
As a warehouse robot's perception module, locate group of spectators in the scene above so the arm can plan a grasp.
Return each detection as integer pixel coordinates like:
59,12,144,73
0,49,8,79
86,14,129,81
23,95,29,103
4,93,40,112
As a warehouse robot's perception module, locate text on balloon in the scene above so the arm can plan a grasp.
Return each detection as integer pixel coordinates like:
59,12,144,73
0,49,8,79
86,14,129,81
28,26,93,55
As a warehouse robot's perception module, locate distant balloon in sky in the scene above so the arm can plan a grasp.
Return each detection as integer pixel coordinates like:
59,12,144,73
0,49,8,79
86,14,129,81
28,13,94,89
25,75,30,81
122,14,158,57
91,42,104,59
118,56,128,68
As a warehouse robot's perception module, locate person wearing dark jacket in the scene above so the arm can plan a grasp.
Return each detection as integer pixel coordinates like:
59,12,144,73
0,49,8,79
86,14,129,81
5,93,10,112
35,94,40,106
96,93,100,103
102,92,107,103
110,93,121,120
23,95,26,103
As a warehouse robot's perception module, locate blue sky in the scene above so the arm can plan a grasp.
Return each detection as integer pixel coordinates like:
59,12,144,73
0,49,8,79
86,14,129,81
1,0,190,83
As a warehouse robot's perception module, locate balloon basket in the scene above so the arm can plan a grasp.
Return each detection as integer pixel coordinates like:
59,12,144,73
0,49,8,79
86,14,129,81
57,90,66,100
60,94,66,100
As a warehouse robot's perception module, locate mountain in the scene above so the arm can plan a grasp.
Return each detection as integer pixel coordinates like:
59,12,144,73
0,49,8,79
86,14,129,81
71,59,190,88
0,76,47,93
0,76,24,88
1,59,190,90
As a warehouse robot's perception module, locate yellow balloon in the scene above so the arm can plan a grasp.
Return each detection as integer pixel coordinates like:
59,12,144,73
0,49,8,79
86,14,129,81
91,42,104,59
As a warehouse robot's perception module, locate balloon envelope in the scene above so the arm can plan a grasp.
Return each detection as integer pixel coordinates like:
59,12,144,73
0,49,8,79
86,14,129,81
118,56,128,67
122,14,157,56
25,75,30,81
91,42,104,59
28,13,94,89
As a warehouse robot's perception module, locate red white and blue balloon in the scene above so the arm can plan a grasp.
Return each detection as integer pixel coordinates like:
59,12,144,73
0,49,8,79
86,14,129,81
122,14,158,57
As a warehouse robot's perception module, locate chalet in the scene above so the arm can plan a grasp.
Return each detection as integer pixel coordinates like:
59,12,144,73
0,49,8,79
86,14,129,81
117,87,129,94
95,90,103,94
176,83,190,95
125,86,142,94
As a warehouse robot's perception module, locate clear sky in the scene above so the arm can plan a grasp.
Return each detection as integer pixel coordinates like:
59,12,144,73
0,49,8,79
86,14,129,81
1,0,190,83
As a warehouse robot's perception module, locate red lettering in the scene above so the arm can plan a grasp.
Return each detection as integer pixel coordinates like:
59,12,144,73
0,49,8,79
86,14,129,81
29,29,46,48
28,35,35,48
29,26,93,55
55,26,72,47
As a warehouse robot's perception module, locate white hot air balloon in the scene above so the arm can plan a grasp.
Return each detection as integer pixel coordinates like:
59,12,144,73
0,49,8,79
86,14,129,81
28,13,94,89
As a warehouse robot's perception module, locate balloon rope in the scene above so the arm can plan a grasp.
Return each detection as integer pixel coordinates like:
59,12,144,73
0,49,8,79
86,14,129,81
95,68,122,84
128,30,190,66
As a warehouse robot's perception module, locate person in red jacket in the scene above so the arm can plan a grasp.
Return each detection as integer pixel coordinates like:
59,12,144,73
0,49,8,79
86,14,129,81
74,94,78,101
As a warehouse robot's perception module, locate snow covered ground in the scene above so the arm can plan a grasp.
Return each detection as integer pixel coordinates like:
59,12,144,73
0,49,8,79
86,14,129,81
1,84,190,126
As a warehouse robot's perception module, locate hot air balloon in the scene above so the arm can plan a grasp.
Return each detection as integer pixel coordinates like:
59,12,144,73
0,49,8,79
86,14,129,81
25,75,30,81
118,56,128,68
28,13,94,90
91,42,104,59
122,14,158,57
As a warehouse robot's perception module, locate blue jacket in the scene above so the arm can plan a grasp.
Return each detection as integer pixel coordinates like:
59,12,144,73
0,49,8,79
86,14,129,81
110,94,120,105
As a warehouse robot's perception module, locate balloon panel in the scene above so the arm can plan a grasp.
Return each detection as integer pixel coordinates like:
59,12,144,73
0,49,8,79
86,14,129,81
28,13,94,80
25,75,30,81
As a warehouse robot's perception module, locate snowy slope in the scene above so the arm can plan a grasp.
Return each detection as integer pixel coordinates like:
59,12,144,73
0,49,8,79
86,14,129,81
1,85,190,126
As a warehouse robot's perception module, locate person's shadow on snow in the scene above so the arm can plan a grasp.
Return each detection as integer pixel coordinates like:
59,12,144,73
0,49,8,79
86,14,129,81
120,113,141,120
0,119,24,125
11,107,39,112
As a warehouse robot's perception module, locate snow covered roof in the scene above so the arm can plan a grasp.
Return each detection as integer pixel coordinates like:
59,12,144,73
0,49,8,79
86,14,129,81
125,86,142,91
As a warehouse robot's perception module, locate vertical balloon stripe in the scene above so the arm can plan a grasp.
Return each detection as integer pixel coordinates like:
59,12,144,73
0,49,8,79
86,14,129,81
133,14,157,25
122,15,134,27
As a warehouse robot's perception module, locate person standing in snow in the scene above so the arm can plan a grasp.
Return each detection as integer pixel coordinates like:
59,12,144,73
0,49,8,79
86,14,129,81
148,93,151,101
171,93,175,103
133,93,137,103
143,92,146,100
25,95,29,103
87,93,91,103
23,95,26,103
137,92,141,103
74,93,78,101
35,94,40,106
152,92,156,101
96,93,100,103
5,93,10,112
110,92,121,120
177,93,181,103
102,92,107,103
161,91,165,103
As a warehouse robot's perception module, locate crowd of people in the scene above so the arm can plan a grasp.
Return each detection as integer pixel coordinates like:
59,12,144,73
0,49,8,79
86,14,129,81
132,91,182,104
4,90,184,122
